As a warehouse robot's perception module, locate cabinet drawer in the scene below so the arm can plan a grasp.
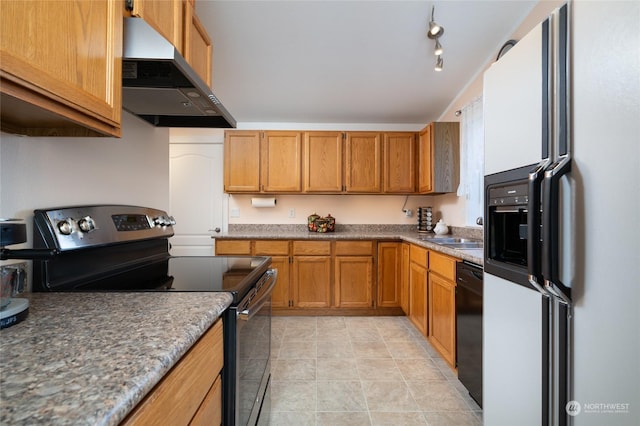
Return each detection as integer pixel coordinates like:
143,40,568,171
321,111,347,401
335,241,374,256
189,374,222,426
123,319,223,425
292,241,331,255
429,251,457,281
215,239,251,255
409,244,429,267
254,240,289,255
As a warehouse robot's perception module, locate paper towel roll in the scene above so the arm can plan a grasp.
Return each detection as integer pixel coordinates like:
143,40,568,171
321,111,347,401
251,197,277,208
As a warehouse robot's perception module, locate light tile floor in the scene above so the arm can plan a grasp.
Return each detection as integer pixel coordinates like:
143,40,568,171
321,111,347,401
270,316,482,425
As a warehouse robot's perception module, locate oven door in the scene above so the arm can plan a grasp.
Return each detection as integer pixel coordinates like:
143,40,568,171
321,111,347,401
235,269,276,425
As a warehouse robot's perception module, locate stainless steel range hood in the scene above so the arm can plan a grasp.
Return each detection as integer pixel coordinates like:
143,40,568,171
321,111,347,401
122,18,236,128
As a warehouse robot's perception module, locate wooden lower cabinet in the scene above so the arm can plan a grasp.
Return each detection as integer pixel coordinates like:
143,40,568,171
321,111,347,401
122,319,223,425
377,242,402,308
215,239,251,255
400,243,410,314
254,240,291,308
408,258,428,335
293,255,332,308
427,251,458,369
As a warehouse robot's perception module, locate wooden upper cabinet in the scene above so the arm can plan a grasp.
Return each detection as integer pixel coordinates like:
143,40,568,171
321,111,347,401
0,0,122,137
183,0,213,88
224,131,261,193
129,0,184,56
303,132,343,192
261,131,303,192
418,122,460,194
345,132,382,193
383,132,416,193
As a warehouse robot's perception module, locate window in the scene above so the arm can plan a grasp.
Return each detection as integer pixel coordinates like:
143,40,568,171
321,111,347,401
457,97,484,226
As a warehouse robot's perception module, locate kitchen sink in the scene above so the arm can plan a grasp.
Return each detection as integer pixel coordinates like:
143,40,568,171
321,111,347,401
415,235,483,249
441,242,484,249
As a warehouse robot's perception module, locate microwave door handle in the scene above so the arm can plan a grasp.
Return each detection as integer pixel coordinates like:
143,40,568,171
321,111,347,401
542,157,572,305
527,163,549,295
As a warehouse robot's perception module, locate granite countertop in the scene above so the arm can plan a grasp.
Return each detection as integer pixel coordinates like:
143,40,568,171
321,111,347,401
215,225,484,266
0,292,233,426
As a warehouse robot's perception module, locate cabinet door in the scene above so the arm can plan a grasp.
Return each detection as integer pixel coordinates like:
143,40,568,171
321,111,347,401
130,0,183,55
183,1,212,88
409,261,428,336
269,256,291,308
215,240,251,255
377,242,401,308
262,131,303,192
428,272,456,368
292,256,331,308
334,256,373,308
344,132,381,193
383,132,416,193
417,124,433,193
401,243,410,315
303,131,343,192
224,131,261,192
1,0,122,137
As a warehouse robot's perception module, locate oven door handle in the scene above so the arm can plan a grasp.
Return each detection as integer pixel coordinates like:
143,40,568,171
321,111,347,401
238,268,277,321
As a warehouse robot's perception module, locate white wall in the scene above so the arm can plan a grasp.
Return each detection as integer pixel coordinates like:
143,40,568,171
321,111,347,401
0,113,170,249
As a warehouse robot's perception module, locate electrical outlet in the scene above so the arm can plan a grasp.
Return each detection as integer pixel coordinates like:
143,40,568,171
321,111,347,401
404,209,413,218
288,208,295,218
230,208,240,218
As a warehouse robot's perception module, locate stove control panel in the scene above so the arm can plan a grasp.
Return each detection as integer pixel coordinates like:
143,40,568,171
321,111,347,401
34,205,175,251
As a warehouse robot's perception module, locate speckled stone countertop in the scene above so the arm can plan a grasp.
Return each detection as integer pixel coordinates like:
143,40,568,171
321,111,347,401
216,224,484,266
0,291,232,426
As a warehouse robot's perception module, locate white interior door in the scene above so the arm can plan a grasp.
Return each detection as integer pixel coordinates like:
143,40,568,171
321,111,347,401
169,143,224,256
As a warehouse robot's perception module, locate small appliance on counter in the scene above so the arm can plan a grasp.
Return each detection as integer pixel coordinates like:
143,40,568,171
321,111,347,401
417,207,433,233
0,220,30,328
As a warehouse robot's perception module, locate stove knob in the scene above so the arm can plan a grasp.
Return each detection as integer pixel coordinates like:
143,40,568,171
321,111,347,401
78,216,95,233
152,216,167,227
57,219,73,235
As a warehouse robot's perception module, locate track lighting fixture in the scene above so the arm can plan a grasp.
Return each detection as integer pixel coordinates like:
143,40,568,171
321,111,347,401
435,56,443,72
428,5,445,71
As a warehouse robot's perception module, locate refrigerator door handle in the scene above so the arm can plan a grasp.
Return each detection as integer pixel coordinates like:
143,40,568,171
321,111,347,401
528,162,550,296
542,156,572,306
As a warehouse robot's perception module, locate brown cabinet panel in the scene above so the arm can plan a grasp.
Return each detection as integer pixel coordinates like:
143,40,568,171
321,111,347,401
408,260,428,335
292,255,332,308
292,241,331,256
1,0,122,137
335,241,374,256
254,240,289,255
429,251,457,282
303,131,343,192
261,131,303,192
224,131,261,192
334,256,373,308
123,319,223,425
270,255,291,308
215,239,251,255
183,1,212,88
409,244,429,266
345,132,382,193
383,132,416,193
130,0,183,54
377,242,401,308
400,243,410,315
428,271,456,368
417,122,460,194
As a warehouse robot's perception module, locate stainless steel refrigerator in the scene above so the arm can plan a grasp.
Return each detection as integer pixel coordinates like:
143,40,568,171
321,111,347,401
482,1,639,425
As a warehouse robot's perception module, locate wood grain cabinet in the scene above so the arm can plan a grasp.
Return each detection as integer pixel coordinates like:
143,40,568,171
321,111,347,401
417,122,460,194
223,131,303,193
253,240,291,308
303,131,343,192
427,251,458,369
377,242,402,308
292,241,332,308
383,132,416,193
122,319,223,425
334,241,374,308
344,132,382,193
0,0,122,137
408,244,429,335
128,0,184,56
400,242,410,315
183,0,213,88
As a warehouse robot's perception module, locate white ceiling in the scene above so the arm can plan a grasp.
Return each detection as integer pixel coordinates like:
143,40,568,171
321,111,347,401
196,1,537,126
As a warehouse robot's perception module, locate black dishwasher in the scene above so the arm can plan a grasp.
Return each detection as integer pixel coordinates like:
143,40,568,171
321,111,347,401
456,261,483,407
